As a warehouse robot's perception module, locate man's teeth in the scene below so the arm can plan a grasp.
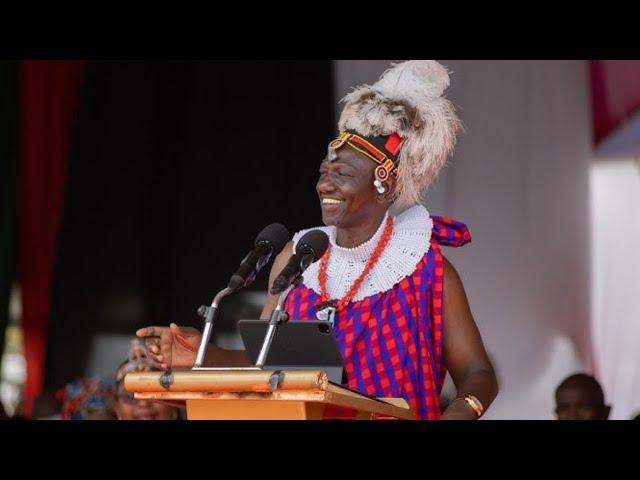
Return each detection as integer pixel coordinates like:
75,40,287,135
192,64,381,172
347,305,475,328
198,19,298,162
322,198,342,205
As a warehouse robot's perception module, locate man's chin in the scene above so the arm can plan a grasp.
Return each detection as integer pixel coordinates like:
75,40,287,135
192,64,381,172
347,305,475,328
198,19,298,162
321,214,338,227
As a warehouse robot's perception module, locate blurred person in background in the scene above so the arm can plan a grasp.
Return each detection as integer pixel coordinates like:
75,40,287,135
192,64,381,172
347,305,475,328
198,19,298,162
114,339,180,420
60,376,117,420
554,373,611,420
32,388,62,419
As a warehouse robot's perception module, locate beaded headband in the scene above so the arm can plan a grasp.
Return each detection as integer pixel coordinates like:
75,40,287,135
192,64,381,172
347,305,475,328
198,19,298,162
327,130,404,183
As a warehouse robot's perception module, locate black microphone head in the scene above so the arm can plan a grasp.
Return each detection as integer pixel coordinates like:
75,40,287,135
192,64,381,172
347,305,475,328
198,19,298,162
255,222,290,255
269,229,329,295
295,229,329,260
228,223,290,292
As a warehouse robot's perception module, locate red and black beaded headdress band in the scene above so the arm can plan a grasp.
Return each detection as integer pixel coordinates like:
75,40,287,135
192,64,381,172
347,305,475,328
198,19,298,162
327,130,404,186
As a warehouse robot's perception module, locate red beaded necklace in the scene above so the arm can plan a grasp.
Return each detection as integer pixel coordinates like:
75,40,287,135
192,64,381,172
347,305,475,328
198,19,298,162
318,215,395,311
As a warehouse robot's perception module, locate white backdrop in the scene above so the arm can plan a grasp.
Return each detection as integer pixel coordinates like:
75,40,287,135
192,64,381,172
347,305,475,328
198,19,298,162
334,60,593,419
590,157,640,420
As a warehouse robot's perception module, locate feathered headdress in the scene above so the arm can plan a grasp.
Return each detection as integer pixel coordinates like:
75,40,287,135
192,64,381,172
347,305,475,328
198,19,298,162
337,60,461,208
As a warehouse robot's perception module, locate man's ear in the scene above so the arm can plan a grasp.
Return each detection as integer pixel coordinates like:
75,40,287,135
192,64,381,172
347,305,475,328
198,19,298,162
376,176,397,204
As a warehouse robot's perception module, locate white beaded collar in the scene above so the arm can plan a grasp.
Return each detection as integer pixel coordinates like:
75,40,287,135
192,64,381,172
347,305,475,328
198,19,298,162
292,205,433,301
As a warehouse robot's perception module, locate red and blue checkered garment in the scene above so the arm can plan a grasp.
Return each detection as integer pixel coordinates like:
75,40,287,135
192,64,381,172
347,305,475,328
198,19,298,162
284,215,472,420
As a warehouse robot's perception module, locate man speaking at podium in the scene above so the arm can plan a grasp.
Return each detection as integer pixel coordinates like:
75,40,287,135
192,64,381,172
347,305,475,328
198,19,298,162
137,61,498,420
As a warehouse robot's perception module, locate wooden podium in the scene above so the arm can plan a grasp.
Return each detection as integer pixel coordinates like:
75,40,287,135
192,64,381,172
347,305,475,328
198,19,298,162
125,369,415,420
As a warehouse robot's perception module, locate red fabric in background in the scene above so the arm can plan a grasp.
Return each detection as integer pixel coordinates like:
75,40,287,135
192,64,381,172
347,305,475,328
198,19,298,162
18,61,85,417
590,60,640,145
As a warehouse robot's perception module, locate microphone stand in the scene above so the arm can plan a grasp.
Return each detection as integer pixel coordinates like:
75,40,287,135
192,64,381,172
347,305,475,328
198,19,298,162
193,287,233,368
254,277,301,368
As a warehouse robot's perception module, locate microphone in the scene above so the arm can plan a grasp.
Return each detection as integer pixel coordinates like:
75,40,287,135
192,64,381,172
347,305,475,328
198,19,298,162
270,229,329,295
227,223,290,292
194,222,289,367
255,229,329,369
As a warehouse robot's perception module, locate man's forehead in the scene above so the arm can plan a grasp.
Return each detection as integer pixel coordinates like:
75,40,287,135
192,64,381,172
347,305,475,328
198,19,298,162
323,147,370,167
557,385,598,403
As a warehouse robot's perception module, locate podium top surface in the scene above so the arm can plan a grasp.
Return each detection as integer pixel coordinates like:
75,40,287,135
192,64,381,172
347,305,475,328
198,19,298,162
125,369,415,420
